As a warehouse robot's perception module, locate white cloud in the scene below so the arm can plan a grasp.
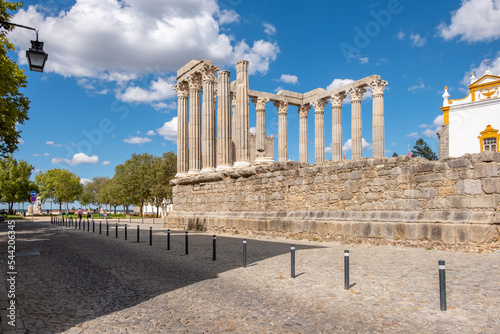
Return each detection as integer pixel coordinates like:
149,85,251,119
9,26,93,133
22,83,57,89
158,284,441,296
326,78,355,91
80,178,92,185
45,141,54,145
417,115,444,139
342,138,372,152
157,117,178,141
406,132,419,138
263,22,276,36
249,127,256,134
102,161,111,165
408,79,425,92
325,146,332,153
397,31,405,39
218,9,239,24
123,136,152,144
146,130,156,136
31,153,40,157
410,34,426,47
359,57,369,64
9,0,280,105
44,152,50,156
18,138,25,144
462,55,500,86
438,0,500,42
52,153,99,166
153,101,177,111
279,74,298,84
274,86,284,93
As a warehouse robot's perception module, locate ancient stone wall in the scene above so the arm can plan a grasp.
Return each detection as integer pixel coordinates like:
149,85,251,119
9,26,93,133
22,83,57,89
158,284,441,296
166,152,500,244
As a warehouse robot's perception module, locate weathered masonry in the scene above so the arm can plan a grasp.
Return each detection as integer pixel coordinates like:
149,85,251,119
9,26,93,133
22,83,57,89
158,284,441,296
167,59,500,244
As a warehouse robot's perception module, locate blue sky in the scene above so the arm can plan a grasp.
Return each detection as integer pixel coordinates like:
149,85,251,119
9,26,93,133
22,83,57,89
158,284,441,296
6,0,500,186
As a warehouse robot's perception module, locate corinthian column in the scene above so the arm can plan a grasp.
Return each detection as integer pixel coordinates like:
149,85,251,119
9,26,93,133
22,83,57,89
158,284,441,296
298,105,311,163
201,64,220,173
252,97,273,164
274,101,289,162
347,86,366,160
331,92,346,161
173,81,189,177
187,73,202,174
369,79,388,159
311,99,328,164
231,92,236,165
234,60,251,168
217,70,232,170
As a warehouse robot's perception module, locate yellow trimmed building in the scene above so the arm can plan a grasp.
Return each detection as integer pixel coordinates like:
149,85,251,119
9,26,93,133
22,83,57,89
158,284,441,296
438,70,500,158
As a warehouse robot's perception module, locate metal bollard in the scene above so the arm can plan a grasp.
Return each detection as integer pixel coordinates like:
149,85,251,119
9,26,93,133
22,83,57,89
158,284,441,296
99,222,102,234
106,222,109,236
137,225,140,243
116,223,118,238
344,250,350,290
167,229,170,250
149,227,152,246
92,221,95,233
243,239,247,268
185,231,189,255
87,220,90,231
213,235,216,261
439,260,447,311
291,244,296,279
125,224,128,240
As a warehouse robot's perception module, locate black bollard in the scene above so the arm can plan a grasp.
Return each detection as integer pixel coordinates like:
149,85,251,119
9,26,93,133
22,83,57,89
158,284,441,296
149,227,152,246
116,223,118,238
243,239,247,268
99,222,102,234
185,231,189,255
344,250,350,290
439,260,447,311
167,229,170,250
87,220,89,231
213,235,216,261
125,224,127,240
291,244,296,279
106,222,109,236
93,221,95,233
137,225,140,243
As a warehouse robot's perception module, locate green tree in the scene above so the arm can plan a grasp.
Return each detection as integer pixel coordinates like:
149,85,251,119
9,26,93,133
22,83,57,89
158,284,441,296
149,152,176,217
114,153,156,216
36,169,83,211
411,138,438,161
80,176,107,210
0,156,36,213
392,152,398,157
1,1,30,157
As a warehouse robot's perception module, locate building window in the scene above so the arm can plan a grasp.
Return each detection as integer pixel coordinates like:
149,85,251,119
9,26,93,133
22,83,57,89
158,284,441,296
484,137,497,151
478,125,500,152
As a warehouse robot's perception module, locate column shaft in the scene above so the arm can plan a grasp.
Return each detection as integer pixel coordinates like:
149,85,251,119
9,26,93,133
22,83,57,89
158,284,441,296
274,101,289,162
252,98,270,163
331,93,345,161
348,87,366,160
173,81,189,176
217,70,232,169
369,79,388,159
201,64,219,172
188,73,202,173
298,105,311,163
312,100,328,164
234,60,251,167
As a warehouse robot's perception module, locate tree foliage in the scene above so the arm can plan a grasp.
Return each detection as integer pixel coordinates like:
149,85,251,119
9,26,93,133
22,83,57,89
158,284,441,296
35,169,83,211
0,156,36,213
411,138,438,161
149,152,176,217
0,1,30,157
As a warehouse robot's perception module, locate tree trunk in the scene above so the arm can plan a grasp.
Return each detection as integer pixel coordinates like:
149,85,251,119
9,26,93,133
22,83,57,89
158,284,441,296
156,205,160,217
140,200,143,217
113,206,117,214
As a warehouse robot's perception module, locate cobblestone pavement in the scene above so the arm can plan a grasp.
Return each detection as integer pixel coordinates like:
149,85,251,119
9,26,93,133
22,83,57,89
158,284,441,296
1,219,499,333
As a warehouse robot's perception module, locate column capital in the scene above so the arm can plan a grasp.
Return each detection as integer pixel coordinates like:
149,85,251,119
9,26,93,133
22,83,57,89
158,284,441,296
297,104,311,118
330,92,346,107
251,97,269,111
201,64,220,83
347,86,366,102
173,81,189,98
368,79,388,98
311,99,328,113
273,101,289,115
187,72,202,90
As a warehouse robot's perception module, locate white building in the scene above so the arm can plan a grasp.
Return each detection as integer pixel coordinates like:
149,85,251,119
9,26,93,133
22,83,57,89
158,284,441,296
438,70,500,158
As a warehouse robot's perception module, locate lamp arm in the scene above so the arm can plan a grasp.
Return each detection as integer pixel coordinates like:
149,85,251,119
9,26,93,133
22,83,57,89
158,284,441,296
0,21,37,33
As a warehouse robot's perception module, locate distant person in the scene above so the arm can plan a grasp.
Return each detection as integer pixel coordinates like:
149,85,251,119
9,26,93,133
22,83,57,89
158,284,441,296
87,210,91,220
77,208,83,222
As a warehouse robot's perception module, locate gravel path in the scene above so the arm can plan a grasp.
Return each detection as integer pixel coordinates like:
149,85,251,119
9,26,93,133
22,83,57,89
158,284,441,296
1,219,499,333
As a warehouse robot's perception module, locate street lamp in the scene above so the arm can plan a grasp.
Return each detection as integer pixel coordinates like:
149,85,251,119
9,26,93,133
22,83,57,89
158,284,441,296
0,21,48,72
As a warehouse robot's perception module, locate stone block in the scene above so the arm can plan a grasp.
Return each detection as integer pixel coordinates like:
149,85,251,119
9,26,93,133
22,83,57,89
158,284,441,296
437,185,456,196
394,223,407,239
482,178,500,194
419,188,437,198
470,225,498,243
430,224,443,241
451,210,471,223
340,190,353,200
479,151,500,162
457,179,482,195
441,224,456,244
407,223,418,240
372,178,386,186
469,211,495,224
447,196,496,209
363,170,378,178
474,163,498,178
351,170,363,179
391,167,402,175
384,222,394,239
428,198,447,209
417,223,430,240
455,225,470,243
447,157,470,169
371,222,384,238
403,189,419,198
410,162,435,173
